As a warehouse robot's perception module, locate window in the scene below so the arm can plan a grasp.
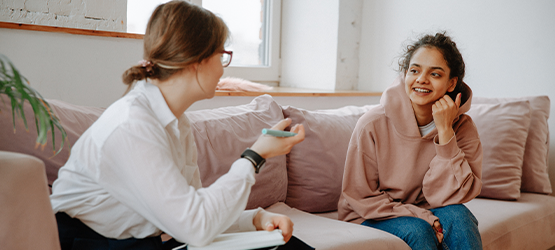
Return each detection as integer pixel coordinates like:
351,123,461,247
127,0,281,84
127,0,172,34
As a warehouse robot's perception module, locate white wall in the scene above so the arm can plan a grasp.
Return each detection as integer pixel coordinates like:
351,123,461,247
280,0,362,91
358,0,555,193
335,0,362,90
280,0,339,90
0,28,141,107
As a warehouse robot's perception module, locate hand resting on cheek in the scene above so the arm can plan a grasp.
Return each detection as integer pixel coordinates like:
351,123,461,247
432,93,461,144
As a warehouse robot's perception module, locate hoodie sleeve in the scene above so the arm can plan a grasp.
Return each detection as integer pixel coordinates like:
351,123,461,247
340,121,439,226
422,115,483,207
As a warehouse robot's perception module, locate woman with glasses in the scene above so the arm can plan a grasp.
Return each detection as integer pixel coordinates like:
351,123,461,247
50,1,310,249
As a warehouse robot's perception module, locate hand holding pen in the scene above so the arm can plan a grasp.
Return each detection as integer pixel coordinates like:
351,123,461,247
250,118,305,159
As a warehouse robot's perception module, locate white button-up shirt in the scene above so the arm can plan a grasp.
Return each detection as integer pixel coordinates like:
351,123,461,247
51,81,258,246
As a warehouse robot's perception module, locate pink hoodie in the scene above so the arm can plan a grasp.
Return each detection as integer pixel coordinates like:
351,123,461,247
338,77,482,226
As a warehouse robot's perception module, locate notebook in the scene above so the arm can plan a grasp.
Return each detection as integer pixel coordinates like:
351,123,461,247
173,229,285,250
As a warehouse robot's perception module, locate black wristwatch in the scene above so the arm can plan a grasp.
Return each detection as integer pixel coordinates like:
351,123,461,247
241,148,266,174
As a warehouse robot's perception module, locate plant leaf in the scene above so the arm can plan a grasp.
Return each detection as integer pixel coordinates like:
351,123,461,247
0,54,69,155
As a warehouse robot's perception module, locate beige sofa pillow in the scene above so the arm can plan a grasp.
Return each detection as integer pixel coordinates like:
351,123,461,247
282,105,377,212
467,100,531,200
0,95,104,186
186,95,287,209
473,96,551,194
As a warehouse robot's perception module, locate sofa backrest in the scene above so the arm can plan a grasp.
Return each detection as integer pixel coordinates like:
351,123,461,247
0,94,288,209
280,95,551,213
281,105,377,213
0,95,105,187
0,94,551,214
185,95,288,209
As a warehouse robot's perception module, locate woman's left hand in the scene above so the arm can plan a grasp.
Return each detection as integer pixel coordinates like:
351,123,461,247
253,209,293,242
432,93,461,144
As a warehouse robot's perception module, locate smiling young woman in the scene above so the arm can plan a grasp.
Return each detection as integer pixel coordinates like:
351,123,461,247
338,32,483,250
404,47,458,123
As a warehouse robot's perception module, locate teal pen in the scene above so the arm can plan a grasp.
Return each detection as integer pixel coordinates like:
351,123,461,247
261,129,297,137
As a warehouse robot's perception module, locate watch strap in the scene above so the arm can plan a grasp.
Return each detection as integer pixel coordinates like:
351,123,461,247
241,148,265,174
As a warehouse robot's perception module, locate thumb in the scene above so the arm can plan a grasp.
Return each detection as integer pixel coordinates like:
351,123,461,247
265,221,275,231
290,124,305,141
271,118,292,131
455,93,462,107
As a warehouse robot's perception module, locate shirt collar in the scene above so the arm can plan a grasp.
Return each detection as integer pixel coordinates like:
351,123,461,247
136,81,177,128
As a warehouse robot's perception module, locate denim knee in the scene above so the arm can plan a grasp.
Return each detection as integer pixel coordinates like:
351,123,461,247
402,218,436,240
362,217,438,250
393,218,438,250
431,204,482,250
431,204,478,228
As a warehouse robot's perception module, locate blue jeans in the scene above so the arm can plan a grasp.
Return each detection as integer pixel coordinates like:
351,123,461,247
361,204,482,250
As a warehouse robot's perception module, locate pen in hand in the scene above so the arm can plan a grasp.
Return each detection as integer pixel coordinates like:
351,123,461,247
261,129,297,137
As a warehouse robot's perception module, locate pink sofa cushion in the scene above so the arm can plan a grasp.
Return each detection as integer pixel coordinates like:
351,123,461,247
266,202,410,250
465,193,555,250
0,95,105,186
467,100,531,200
282,105,377,213
186,95,287,209
473,96,551,194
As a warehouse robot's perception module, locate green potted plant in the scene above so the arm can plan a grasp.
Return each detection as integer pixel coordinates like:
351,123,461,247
0,54,67,155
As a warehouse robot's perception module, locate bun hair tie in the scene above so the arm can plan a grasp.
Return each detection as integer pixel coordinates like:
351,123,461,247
138,60,154,73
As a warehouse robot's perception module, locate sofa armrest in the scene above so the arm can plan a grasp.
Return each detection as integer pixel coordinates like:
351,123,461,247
0,151,60,250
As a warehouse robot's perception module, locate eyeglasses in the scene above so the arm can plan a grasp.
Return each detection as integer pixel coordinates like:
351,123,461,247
221,50,233,67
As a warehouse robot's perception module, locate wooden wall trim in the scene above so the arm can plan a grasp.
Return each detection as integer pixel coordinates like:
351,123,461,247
0,21,143,39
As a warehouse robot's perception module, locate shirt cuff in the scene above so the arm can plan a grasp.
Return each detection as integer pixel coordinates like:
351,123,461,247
433,134,460,159
238,207,262,232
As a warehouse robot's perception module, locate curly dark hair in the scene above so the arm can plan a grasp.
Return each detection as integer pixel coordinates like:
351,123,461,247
398,32,466,101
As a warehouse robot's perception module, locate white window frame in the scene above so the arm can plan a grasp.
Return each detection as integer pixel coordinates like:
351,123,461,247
190,0,281,84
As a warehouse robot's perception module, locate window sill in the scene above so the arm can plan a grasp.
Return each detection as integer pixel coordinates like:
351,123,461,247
215,87,382,97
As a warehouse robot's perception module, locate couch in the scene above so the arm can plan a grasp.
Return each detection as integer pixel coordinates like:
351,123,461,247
1,94,554,250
